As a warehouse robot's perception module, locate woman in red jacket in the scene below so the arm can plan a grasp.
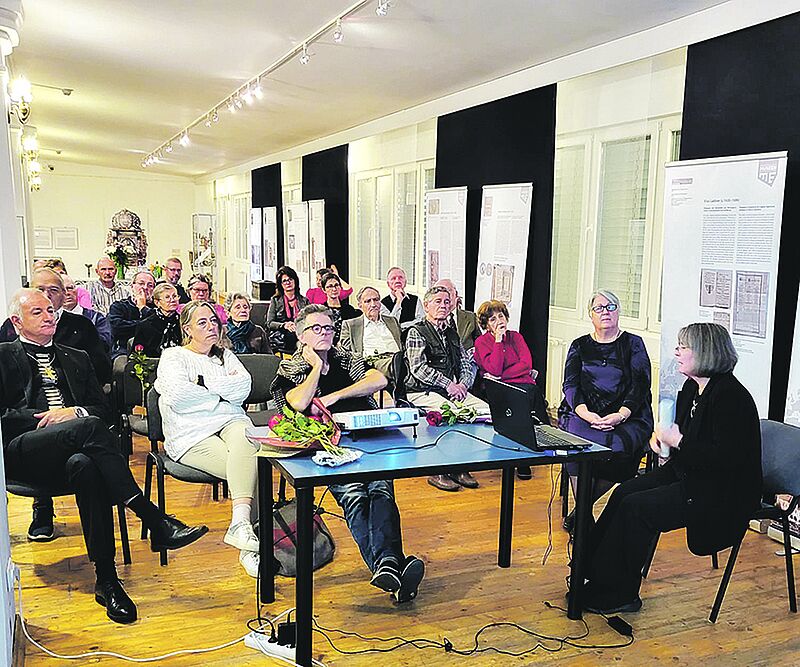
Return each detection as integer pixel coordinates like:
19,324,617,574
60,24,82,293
475,300,548,479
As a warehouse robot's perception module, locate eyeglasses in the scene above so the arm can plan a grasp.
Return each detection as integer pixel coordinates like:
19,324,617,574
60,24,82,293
307,324,335,335
591,303,618,313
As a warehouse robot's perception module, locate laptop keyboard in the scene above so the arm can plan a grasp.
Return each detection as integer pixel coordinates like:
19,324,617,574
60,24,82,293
534,426,587,450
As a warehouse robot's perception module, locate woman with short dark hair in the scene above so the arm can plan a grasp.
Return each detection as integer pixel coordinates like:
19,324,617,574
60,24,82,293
265,266,309,352
321,272,359,344
582,322,761,614
133,283,182,357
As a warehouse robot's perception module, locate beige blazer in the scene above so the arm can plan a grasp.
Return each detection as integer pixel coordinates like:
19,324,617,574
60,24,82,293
339,314,402,355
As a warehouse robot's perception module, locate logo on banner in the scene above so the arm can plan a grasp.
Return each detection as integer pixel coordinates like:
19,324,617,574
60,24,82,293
519,188,529,204
757,159,779,186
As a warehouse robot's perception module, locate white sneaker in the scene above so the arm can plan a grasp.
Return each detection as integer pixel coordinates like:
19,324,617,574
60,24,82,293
239,550,259,578
224,521,260,552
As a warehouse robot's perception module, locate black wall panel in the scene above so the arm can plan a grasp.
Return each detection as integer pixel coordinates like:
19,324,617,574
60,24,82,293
251,163,284,274
435,86,557,379
681,12,800,419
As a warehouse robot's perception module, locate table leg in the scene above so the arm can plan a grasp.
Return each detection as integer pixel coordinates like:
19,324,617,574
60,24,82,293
498,465,515,567
258,457,275,604
295,487,314,667
568,459,593,619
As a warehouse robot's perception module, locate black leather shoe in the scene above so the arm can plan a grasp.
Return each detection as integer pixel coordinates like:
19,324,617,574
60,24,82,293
450,472,479,489
516,466,532,480
149,515,208,552
562,509,575,533
95,579,137,624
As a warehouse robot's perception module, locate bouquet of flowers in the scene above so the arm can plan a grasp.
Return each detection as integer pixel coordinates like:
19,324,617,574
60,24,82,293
129,344,156,405
257,401,345,457
426,401,478,426
106,244,128,279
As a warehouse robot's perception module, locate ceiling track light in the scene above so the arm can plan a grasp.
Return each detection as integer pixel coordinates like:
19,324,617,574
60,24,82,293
299,43,310,65
141,0,379,168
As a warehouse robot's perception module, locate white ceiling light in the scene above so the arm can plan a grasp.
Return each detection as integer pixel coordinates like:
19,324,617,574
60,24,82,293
212,110,220,123
333,18,344,43
299,43,310,65
179,131,190,146
253,80,264,99
165,142,173,153
376,0,390,16
243,85,254,105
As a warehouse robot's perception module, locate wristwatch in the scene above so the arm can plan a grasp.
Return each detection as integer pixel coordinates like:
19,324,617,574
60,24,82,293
74,406,89,418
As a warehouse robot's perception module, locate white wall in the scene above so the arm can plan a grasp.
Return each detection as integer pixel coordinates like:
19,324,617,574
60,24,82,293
29,161,195,279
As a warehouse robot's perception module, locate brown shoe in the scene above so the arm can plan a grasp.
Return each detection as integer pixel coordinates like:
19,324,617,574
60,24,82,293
428,475,461,492
450,472,479,489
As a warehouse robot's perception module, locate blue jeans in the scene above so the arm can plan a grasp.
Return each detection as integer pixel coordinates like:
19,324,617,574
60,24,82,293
328,480,404,572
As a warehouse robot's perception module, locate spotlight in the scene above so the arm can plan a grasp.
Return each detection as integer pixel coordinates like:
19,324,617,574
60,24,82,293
333,18,344,43
179,131,190,147
28,159,41,173
227,99,236,113
243,86,254,105
165,142,174,153
234,95,243,109
204,115,212,127
212,110,220,123
376,0,389,16
299,43,310,65
22,134,38,153
253,80,264,99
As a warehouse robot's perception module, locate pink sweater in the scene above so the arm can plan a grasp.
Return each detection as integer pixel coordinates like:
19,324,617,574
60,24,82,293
306,286,353,304
474,330,535,385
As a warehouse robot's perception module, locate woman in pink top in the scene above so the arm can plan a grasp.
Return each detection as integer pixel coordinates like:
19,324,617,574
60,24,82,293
475,300,548,479
305,265,353,304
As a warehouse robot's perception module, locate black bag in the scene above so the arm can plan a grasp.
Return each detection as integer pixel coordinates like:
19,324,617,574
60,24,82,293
271,477,335,577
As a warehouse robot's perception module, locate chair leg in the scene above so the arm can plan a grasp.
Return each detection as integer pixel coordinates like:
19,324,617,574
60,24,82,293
560,465,569,518
782,515,797,613
711,552,719,570
155,464,168,567
642,534,659,579
222,481,229,499
117,504,132,565
710,533,745,623
212,482,219,501
141,455,154,540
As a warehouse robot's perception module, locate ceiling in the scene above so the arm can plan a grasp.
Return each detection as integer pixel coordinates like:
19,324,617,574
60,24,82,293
10,0,731,178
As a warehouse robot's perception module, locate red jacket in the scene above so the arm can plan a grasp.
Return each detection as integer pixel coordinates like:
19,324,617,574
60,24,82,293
474,330,535,385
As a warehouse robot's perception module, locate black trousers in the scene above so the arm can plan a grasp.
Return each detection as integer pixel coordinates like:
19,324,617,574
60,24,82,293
585,463,689,607
4,417,140,563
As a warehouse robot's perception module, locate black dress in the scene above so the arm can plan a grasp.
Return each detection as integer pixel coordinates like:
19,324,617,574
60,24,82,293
133,311,182,358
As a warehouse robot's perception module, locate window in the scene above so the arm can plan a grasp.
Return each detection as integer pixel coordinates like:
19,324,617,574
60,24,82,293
594,135,651,318
550,144,587,309
351,162,433,291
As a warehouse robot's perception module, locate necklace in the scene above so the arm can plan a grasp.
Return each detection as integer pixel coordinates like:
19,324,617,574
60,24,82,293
690,397,699,419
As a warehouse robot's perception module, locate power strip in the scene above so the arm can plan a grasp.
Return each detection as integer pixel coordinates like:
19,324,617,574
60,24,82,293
244,631,297,662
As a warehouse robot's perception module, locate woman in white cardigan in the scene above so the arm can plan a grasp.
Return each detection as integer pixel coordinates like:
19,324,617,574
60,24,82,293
154,301,260,577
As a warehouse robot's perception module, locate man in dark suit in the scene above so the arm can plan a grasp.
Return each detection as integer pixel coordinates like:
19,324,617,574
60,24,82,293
164,257,190,304
339,286,401,378
1,288,208,623
108,270,155,358
0,269,114,540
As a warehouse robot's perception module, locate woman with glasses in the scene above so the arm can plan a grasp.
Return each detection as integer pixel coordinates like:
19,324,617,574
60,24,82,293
266,266,309,353
180,274,228,325
558,289,654,533
132,283,182,357
154,301,261,578
321,272,359,345
306,265,353,304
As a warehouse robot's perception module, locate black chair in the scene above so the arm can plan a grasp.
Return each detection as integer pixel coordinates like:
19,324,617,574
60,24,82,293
390,351,411,406
143,387,226,566
236,353,281,426
7,480,132,565
643,418,799,622
112,354,158,457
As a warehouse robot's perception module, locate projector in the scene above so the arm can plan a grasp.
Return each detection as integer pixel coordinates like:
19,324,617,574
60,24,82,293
334,408,420,431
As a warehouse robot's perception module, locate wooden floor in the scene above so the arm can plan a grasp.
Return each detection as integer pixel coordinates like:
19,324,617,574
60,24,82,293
9,436,800,666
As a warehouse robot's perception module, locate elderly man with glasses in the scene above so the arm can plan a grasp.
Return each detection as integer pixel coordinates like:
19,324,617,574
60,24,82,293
405,285,490,492
108,270,156,358
271,304,425,604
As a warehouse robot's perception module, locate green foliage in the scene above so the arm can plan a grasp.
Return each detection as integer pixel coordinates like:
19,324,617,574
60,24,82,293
270,405,345,457
129,348,156,405
440,401,477,425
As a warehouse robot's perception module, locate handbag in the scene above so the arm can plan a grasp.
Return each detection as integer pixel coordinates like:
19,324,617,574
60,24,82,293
271,477,336,577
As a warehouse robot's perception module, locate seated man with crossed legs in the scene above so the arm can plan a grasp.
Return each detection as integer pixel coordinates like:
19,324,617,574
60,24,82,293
0,288,207,624
271,304,425,603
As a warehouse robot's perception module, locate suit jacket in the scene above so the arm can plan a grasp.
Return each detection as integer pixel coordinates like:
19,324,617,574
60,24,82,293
451,308,480,351
0,340,112,447
339,314,402,356
671,372,762,556
109,298,154,358
0,311,111,385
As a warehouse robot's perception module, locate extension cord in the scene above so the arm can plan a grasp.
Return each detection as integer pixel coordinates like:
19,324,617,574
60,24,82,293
244,631,297,662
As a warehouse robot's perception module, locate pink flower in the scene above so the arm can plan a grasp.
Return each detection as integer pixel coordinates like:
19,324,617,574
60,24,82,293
308,415,322,422
426,411,443,427
268,414,284,429
134,344,144,352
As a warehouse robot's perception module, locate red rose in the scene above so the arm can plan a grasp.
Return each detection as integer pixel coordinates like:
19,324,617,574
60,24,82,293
426,411,443,427
134,344,144,352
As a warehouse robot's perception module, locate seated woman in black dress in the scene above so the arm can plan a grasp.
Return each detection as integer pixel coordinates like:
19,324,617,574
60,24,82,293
265,266,309,353
222,292,271,354
320,272,359,345
582,322,761,614
559,289,654,532
132,282,182,357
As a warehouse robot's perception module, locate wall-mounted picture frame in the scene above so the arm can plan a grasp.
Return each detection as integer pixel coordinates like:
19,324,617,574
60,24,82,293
53,226,79,250
33,227,53,250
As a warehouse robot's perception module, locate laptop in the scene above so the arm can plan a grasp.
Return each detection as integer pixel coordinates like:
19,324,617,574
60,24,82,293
484,378,592,452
